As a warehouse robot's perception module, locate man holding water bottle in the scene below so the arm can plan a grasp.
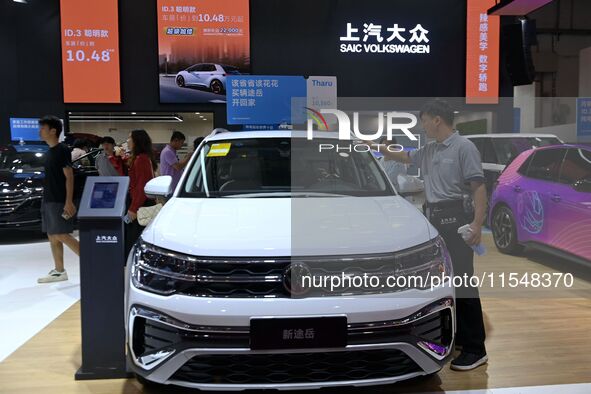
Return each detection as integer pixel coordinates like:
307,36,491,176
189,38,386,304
380,99,488,371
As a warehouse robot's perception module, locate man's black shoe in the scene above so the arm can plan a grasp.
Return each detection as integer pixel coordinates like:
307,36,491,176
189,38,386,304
450,351,488,371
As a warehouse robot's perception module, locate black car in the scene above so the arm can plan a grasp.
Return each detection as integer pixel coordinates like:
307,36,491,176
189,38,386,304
0,144,101,231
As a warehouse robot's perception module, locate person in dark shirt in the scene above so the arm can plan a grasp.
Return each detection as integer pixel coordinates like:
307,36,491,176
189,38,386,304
95,136,125,176
37,115,80,284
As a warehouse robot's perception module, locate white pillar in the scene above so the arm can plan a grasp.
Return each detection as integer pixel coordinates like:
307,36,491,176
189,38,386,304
513,83,536,132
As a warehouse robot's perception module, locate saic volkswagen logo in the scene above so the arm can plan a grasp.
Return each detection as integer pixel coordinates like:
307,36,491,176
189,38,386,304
283,262,312,297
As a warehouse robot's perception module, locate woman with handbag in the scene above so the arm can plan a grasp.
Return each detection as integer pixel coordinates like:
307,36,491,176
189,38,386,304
125,129,157,255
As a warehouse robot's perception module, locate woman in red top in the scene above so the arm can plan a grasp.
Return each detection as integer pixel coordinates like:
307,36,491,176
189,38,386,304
125,129,156,252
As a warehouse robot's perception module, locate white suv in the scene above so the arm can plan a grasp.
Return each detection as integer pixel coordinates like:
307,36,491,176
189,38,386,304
126,130,455,390
175,63,240,94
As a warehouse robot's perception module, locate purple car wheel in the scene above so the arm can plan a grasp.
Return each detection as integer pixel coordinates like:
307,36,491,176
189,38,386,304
492,206,524,255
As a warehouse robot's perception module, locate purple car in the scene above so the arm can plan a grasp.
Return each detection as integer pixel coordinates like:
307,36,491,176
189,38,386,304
489,144,591,263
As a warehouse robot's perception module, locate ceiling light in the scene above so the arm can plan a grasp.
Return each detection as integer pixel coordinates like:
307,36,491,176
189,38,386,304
195,112,200,115
69,114,183,123
131,112,137,115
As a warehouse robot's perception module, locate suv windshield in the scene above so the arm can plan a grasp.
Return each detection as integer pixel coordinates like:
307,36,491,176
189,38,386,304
493,137,561,165
0,150,45,172
181,138,393,197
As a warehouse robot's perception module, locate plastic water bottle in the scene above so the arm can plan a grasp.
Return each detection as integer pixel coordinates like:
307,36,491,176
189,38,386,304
457,224,486,256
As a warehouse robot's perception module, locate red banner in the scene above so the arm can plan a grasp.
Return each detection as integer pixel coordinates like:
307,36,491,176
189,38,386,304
466,0,500,104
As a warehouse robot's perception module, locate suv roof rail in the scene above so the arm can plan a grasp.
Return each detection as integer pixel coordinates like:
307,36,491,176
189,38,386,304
208,128,229,137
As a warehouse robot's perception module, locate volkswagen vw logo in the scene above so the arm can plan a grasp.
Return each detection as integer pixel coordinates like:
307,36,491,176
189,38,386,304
283,262,312,297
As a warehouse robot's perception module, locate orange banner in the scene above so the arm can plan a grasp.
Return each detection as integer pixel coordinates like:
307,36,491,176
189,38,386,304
60,0,121,103
466,0,500,104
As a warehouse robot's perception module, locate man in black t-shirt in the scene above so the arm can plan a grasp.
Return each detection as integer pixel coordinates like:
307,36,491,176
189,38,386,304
37,116,80,284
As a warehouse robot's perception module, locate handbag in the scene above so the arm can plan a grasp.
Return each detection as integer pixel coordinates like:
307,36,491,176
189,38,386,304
137,203,163,226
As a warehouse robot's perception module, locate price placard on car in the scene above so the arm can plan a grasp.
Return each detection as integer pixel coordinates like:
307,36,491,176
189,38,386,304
60,0,121,103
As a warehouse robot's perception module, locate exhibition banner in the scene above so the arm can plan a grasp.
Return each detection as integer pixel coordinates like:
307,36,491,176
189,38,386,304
307,76,338,117
251,0,466,97
59,0,121,103
226,76,307,125
466,0,500,104
226,76,338,126
157,0,250,104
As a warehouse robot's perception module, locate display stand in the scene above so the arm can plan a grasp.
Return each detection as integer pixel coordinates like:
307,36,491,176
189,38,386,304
75,176,132,380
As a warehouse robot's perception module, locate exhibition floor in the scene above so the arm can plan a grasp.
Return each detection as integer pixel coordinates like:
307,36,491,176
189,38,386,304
0,234,590,393
0,231,80,362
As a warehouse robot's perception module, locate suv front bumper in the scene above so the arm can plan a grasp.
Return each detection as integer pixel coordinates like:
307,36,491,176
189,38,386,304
127,285,454,390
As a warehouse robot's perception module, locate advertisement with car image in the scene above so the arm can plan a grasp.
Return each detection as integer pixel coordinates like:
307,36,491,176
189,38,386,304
157,0,250,103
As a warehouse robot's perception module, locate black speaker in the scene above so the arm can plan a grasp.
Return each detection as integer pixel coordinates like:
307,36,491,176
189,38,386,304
503,18,537,86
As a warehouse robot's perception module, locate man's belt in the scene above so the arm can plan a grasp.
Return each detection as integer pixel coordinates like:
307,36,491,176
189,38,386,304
425,200,464,210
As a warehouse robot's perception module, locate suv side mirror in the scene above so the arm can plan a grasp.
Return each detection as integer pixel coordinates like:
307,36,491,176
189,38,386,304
573,179,591,193
397,174,424,194
145,176,173,199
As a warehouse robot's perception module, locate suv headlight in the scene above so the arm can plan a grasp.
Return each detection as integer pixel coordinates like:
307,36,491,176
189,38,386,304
392,235,452,290
130,240,195,295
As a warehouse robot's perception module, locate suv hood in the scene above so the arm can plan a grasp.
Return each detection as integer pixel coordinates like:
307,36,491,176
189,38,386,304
143,196,436,257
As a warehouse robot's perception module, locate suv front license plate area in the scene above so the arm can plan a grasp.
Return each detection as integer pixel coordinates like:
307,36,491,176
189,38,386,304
250,316,347,350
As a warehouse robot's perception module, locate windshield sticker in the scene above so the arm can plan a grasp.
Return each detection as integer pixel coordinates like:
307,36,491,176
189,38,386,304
207,143,232,157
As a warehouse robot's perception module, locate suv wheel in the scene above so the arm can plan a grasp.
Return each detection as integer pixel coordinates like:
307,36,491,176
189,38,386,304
210,79,224,94
176,75,185,87
492,205,524,255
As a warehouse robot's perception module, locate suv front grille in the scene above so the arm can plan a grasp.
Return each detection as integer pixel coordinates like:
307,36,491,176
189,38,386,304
176,257,414,298
177,259,290,298
136,240,444,298
171,349,420,385
150,255,425,298
0,190,27,214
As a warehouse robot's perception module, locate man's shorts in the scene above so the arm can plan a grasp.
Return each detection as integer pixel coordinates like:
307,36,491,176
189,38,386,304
41,202,74,235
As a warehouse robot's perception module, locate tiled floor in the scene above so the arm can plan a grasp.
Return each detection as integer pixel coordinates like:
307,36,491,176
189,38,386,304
0,230,80,362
